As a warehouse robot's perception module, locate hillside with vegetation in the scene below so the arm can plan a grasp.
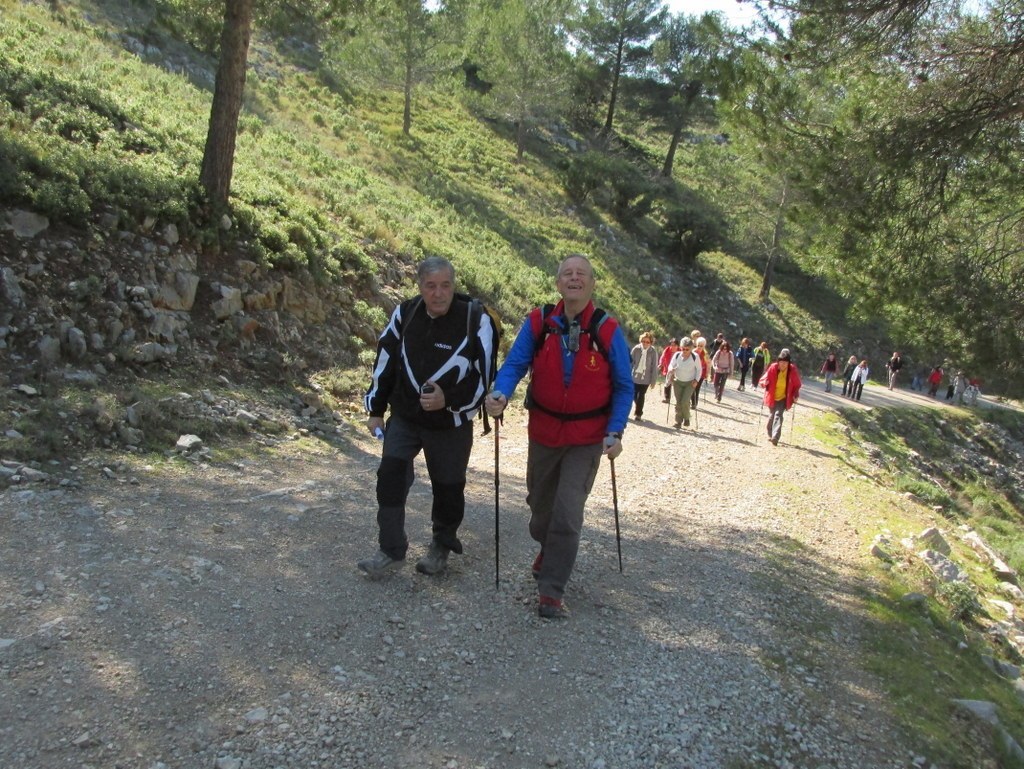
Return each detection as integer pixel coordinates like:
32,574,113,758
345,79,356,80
1,0,915,388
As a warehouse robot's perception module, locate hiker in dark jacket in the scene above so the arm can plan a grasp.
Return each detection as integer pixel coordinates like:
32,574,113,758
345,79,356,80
750,342,770,391
735,337,754,391
841,355,858,397
360,256,497,578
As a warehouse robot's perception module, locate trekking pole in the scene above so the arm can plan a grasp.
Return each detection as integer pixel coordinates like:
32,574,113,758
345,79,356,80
609,456,623,573
755,401,764,443
493,414,501,590
789,402,796,443
665,384,672,424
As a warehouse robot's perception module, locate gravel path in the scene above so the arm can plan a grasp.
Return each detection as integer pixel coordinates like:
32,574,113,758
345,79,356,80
0,378,943,769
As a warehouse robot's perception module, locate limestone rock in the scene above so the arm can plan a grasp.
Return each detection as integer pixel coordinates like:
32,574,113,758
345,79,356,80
5,209,50,239
1,267,25,307
212,286,243,320
918,549,966,582
175,434,203,452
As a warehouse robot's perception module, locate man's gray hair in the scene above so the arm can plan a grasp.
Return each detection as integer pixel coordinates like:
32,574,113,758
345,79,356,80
417,255,455,283
557,253,594,276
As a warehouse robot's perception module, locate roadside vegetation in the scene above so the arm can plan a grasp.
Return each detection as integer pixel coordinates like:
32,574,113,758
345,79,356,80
814,404,1024,768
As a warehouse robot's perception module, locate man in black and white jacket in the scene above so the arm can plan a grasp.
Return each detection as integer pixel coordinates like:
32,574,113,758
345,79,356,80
360,256,497,577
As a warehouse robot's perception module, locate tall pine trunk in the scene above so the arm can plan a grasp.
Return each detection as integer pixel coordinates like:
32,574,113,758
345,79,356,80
661,122,683,177
758,182,790,302
200,0,254,211
403,60,413,135
603,36,625,133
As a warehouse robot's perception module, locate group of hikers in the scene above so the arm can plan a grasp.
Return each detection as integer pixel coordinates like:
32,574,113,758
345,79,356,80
357,253,989,619
357,253,806,619
919,366,981,405
819,351,981,406
633,333,800,446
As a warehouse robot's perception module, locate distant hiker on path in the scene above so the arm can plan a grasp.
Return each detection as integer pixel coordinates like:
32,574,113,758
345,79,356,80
630,331,658,422
710,340,734,402
759,348,802,446
841,355,858,397
692,336,709,408
886,351,904,390
849,359,870,401
927,366,943,398
667,338,701,428
819,352,839,393
485,254,632,619
359,256,498,578
735,337,754,391
751,342,770,392
953,371,968,404
658,338,680,404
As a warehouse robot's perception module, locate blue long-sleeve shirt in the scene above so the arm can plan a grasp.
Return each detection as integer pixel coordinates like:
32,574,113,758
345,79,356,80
493,309,633,437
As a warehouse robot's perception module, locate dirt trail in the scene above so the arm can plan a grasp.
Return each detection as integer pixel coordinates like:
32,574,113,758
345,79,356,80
0,377,953,769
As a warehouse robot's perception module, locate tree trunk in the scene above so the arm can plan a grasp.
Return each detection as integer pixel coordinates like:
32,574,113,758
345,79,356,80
603,35,625,133
199,0,254,211
403,60,413,135
515,120,526,163
662,82,700,177
758,181,790,302
661,121,683,177
758,249,779,302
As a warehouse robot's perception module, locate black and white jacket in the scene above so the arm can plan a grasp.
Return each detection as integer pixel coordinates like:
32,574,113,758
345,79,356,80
364,296,497,429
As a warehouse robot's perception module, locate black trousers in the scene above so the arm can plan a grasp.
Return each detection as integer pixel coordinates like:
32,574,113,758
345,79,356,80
375,414,474,558
633,382,650,417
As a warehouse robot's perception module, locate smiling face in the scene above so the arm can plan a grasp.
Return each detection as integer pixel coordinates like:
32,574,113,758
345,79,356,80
556,256,595,309
418,266,455,317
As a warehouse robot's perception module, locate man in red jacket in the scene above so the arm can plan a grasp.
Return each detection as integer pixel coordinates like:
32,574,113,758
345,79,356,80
759,348,802,446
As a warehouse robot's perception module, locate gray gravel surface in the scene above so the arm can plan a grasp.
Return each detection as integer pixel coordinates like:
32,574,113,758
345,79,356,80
0,381,934,769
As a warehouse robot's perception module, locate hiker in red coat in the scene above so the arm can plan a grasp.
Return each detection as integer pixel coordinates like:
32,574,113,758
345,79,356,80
759,348,802,446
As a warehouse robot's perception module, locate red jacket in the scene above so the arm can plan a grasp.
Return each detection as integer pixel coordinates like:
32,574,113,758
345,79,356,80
527,302,618,446
696,347,708,380
659,344,679,376
759,362,802,409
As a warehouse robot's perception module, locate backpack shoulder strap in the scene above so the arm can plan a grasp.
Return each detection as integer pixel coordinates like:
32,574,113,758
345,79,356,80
397,296,424,339
530,304,558,357
586,308,614,359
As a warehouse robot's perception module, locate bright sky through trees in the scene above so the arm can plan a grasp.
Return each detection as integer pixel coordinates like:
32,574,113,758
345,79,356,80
664,0,759,27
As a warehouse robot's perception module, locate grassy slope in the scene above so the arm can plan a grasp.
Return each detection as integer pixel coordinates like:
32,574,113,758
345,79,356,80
1,0,869,361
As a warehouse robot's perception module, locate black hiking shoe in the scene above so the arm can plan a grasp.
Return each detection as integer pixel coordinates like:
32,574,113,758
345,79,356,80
415,543,449,575
357,550,403,578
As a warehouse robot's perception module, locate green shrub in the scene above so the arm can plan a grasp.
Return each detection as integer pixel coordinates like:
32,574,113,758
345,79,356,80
658,188,727,265
562,150,613,203
936,580,980,621
894,474,953,507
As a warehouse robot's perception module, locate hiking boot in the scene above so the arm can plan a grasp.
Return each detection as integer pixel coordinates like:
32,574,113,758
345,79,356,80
415,543,449,575
357,550,403,577
684,419,690,427
531,550,544,579
538,596,568,619
674,421,681,429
